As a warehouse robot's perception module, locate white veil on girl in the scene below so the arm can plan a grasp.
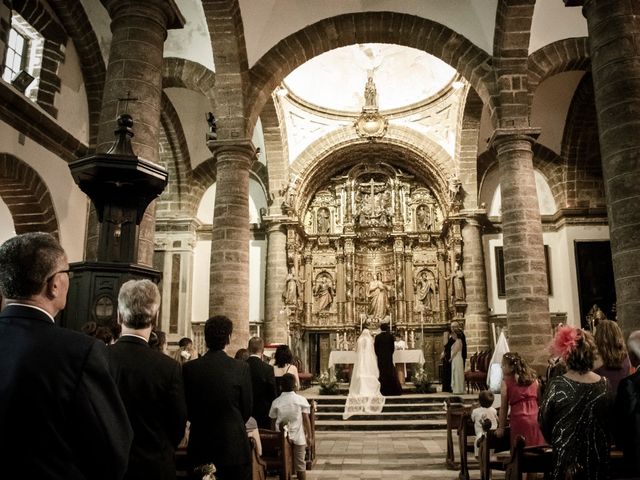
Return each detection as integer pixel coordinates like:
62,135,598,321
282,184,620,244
343,328,385,419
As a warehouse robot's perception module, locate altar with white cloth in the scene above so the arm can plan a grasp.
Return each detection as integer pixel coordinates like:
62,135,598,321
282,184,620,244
328,349,425,370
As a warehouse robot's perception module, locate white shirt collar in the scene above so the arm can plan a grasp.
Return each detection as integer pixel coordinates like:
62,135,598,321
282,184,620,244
120,333,148,343
250,354,262,358
10,303,55,323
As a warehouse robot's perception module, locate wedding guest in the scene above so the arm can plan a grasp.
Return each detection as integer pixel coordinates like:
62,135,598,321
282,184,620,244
614,330,640,477
183,315,253,480
247,337,277,429
496,352,545,447
173,336,198,365
108,280,187,480
539,326,609,480
149,329,168,355
0,232,132,479
471,390,498,457
269,374,313,480
274,344,300,393
235,347,250,361
594,319,631,400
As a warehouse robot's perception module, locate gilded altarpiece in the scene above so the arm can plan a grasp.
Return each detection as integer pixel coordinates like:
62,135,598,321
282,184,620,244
283,163,466,378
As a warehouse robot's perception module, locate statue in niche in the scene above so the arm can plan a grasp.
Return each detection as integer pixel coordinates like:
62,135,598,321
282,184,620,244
368,272,391,320
415,270,436,312
448,262,466,302
282,267,304,306
279,179,296,215
313,274,334,312
448,175,463,209
416,205,431,231
364,76,378,109
317,207,330,234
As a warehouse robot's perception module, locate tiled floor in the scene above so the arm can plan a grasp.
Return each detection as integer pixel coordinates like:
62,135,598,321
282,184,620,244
267,430,488,480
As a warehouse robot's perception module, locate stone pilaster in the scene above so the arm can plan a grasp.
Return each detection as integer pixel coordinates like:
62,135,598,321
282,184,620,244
581,0,640,337
89,0,183,266
208,140,256,354
461,213,490,352
490,129,551,371
264,220,288,343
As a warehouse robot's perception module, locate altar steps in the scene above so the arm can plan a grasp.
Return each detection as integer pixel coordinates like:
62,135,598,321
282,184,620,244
308,392,475,431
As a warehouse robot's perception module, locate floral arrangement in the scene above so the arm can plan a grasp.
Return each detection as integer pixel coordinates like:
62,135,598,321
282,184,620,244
412,366,436,393
317,371,339,395
194,463,216,480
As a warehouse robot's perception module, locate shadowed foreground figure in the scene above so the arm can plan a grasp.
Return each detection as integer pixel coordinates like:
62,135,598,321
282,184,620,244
0,232,132,479
375,322,402,396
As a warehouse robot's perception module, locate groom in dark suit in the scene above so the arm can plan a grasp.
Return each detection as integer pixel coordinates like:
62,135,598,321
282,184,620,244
0,232,132,479
183,315,253,480
375,322,402,396
108,279,187,480
247,336,277,429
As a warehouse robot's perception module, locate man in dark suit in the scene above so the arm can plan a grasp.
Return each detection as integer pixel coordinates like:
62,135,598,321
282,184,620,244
108,279,187,480
183,315,253,480
374,322,402,396
247,336,276,429
614,330,640,478
0,232,132,479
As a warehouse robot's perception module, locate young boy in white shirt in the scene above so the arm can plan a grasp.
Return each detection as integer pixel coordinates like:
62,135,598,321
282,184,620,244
269,373,313,480
471,390,498,457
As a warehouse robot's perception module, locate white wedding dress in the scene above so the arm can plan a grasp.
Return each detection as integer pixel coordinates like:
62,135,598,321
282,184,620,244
342,329,385,419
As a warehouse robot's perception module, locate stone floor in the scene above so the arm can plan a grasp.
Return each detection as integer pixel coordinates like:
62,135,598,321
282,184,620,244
266,429,494,480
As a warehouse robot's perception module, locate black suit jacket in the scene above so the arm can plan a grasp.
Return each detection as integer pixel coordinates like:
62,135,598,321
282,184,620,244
614,370,640,476
247,355,276,429
183,349,253,468
374,331,395,370
108,335,187,480
0,304,132,480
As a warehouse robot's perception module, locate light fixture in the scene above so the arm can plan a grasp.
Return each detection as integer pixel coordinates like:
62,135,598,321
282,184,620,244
11,70,34,93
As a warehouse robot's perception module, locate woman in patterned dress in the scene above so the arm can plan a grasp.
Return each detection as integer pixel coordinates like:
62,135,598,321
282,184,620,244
539,327,610,480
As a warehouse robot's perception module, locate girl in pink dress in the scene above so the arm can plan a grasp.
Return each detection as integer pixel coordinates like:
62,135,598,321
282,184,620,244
497,352,546,447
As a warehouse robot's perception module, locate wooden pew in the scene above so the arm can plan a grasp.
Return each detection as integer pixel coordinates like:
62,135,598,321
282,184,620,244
259,428,294,480
445,396,470,469
478,424,511,480
458,411,478,480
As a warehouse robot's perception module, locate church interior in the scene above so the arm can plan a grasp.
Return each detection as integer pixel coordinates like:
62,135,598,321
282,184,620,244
1,0,638,381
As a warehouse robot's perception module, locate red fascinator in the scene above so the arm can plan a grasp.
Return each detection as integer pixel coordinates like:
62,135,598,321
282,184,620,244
551,326,580,360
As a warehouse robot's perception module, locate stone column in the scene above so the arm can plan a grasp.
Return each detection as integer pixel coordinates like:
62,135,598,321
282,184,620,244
91,0,183,266
461,213,490,352
208,140,255,354
264,220,288,343
580,0,640,337
490,129,550,371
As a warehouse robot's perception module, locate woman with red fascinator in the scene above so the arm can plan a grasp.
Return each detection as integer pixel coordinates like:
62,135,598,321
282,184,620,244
539,326,610,480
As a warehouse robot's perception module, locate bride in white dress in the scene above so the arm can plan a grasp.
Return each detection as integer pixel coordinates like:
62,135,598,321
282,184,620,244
343,327,385,419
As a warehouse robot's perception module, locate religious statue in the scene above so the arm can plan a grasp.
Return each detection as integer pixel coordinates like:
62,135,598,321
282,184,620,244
448,175,462,206
313,275,334,312
416,205,431,231
205,112,217,140
448,262,466,302
416,270,436,312
364,76,378,109
368,272,390,320
279,179,296,215
317,207,330,234
282,267,304,306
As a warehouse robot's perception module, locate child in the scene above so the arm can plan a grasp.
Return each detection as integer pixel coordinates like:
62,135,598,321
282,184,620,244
269,373,313,480
471,390,498,456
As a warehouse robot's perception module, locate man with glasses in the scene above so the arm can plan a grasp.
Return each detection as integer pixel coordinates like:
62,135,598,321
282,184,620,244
0,232,133,479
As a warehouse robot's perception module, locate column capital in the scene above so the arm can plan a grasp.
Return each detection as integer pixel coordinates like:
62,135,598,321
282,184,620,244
489,127,541,151
460,209,489,229
208,138,257,167
105,0,185,30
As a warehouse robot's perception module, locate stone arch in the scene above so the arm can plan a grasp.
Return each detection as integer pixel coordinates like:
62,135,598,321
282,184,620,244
190,157,269,219
560,72,604,209
291,125,454,215
477,145,567,211
259,96,288,199
48,0,106,148
156,92,194,218
0,153,59,237
456,87,484,208
527,37,590,98
247,12,496,136
162,57,216,99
